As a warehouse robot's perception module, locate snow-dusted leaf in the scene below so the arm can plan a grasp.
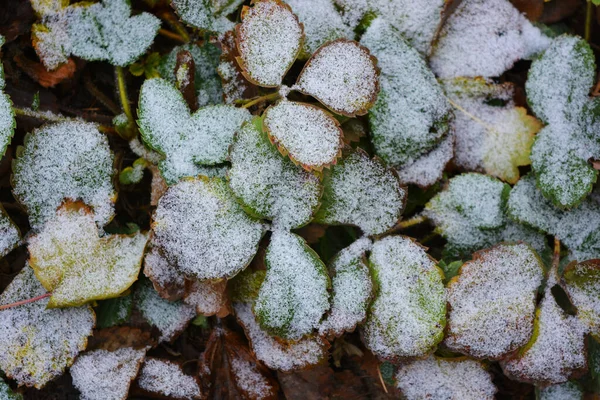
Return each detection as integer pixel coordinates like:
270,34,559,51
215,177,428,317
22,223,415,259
445,243,545,359
0,35,15,159
32,0,160,70
218,30,259,104
12,120,116,230
171,0,244,34
0,205,20,258
361,18,452,168
526,35,600,208
430,0,550,78
319,237,373,338
138,78,250,184
443,78,541,183
501,287,587,385
395,356,496,400
395,133,454,188
538,381,584,400
183,278,227,316
228,116,321,229
235,0,303,87
314,149,406,236
158,43,223,107
70,347,146,400
151,177,265,280
0,376,22,400
138,358,201,400
229,268,266,303
508,174,600,261
234,302,330,372
361,236,446,361
255,230,329,340
263,100,343,170
294,39,379,117
28,202,147,308
134,279,196,343
562,260,600,339
285,0,352,57
0,266,95,388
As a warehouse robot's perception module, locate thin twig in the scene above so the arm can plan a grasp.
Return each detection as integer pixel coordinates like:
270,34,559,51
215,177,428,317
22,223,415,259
376,365,389,394
84,74,121,115
0,293,51,311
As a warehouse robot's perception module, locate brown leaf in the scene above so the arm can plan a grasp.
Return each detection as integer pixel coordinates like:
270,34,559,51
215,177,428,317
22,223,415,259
539,0,582,24
87,327,156,352
175,50,198,111
215,31,258,105
509,0,544,21
14,54,76,88
295,223,327,244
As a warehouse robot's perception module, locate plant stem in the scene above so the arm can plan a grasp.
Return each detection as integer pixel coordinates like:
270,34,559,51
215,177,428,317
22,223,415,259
158,11,190,43
396,214,427,230
115,66,134,123
586,0,594,42
240,92,281,109
84,74,120,115
0,293,51,311
158,29,187,43
13,107,71,122
550,236,561,283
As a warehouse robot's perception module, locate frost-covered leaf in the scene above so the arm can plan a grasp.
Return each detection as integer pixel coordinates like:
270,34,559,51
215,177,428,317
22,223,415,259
443,78,541,183
430,0,550,78
508,174,600,261
228,116,321,229
32,0,160,70
294,39,379,117
361,236,446,361
218,30,259,104
152,177,265,280
28,202,147,308
319,237,373,338
158,43,223,107
263,100,343,170
361,18,452,168
0,35,15,159
134,279,196,343
0,376,22,400
501,286,587,385
255,230,329,340
562,260,600,339
12,120,116,230
234,302,330,372
138,78,250,184
285,0,352,57
395,356,496,400
314,149,406,236
235,0,303,87
0,266,94,388
0,205,20,258
538,382,584,400
138,358,201,400
526,35,600,208
183,278,227,316
229,268,266,303
70,347,146,400
395,133,454,188
171,0,244,34
445,243,545,359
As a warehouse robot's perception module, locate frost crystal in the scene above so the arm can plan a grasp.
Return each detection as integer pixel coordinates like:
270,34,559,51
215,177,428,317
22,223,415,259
12,121,116,230
138,358,201,399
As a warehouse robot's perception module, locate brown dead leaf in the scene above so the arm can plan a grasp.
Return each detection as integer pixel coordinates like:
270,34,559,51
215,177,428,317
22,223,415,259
295,223,327,244
215,31,258,105
509,0,544,21
175,50,198,111
88,327,156,352
14,54,76,88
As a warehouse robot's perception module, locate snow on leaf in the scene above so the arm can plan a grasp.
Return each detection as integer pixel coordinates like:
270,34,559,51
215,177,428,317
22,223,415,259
137,78,250,184
294,39,379,117
254,230,329,340
0,35,15,160
284,0,352,57
0,376,22,400
151,177,265,281
171,0,244,34
395,356,496,400
445,243,545,359
70,347,146,400
360,18,452,168
562,260,600,339
443,78,541,184
28,202,148,308
501,286,587,385
526,35,600,208
430,0,550,78
361,236,446,361
144,247,186,301
395,133,454,188
263,100,343,170
32,0,160,70
138,358,201,400
218,30,259,105
134,279,196,343
235,0,303,87
319,237,373,338
12,120,116,230
0,205,20,258
314,149,406,236
183,278,227,316
234,302,330,372
538,382,584,400
0,266,95,388
228,116,321,230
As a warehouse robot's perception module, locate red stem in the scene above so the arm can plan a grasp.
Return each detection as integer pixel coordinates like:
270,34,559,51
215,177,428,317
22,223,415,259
0,293,51,311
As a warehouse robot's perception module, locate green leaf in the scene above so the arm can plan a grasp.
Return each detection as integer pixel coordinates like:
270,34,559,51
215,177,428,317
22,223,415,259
362,235,446,361
445,243,545,359
138,78,250,185
255,230,330,340
314,148,406,235
12,121,116,230
562,260,600,339
32,0,160,70
228,116,322,230
0,376,22,400
0,266,95,388
438,259,463,284
172,0,245,34
229,268,266,303
28,201,148,308
95,294,133,328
